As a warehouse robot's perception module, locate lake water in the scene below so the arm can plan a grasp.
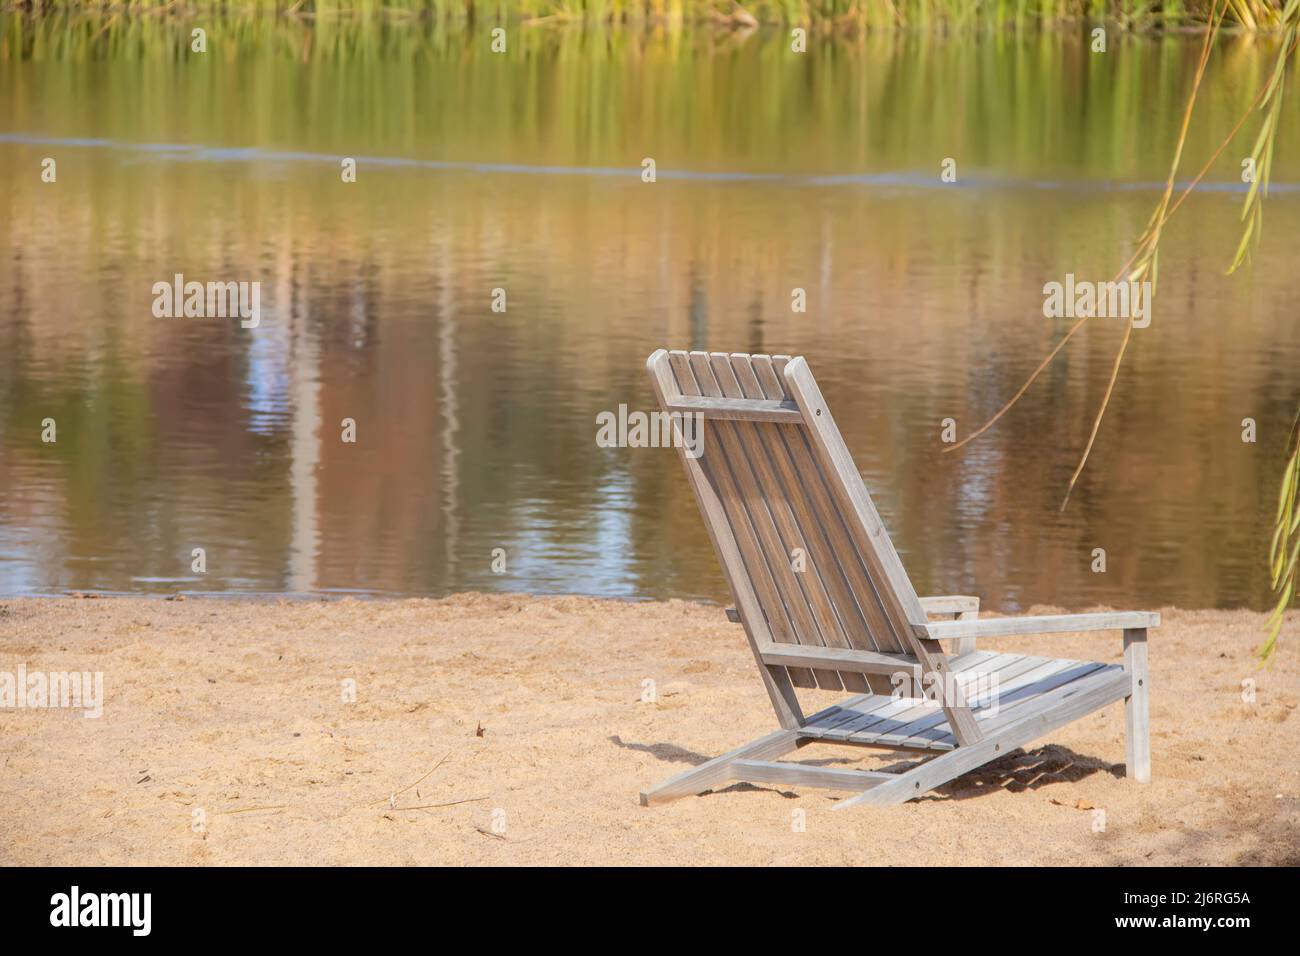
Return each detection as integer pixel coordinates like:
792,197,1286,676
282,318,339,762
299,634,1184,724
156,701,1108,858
2,17,1298,609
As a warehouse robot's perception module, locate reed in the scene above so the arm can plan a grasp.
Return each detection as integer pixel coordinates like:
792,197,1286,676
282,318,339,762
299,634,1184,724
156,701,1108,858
3,1,1296,32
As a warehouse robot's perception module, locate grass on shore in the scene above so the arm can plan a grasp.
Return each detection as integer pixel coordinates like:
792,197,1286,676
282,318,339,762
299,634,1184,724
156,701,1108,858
4,1,1296,33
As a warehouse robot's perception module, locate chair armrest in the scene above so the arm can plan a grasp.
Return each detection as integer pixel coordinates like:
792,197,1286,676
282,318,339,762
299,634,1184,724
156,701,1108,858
922,611,1159,641
918,595,980,616
919,595,980,656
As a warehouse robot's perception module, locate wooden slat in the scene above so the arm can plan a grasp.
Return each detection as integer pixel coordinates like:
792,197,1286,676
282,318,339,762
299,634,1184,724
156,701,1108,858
801,693,872,731
979,661,1109,719
977,665,1128,738
780,426,902,655
781,357,983,747
646,350,805,724
757,642,920,679
903,660,1123,751
834,666,1132,809
924,611,1160,641
800,726,956,753
799,652,1002,745
666,350,816,691
662,395,803,423
730,760,891,792
813,652,994,744
781,357,929,631
691,351,842,690
873,658,1107,754
848,652,1037,746
888,654,1075,749
811,695,913,742
755,356,902,659
767,354,919,663
731,352,871,693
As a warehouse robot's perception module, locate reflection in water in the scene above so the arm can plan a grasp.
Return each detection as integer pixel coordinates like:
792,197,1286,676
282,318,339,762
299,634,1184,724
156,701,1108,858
438,232,461,586
288,260,320,594
1,19,1298,609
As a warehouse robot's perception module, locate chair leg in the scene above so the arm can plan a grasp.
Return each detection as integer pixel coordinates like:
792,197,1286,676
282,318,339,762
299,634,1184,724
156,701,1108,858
639,729,802,806
1123,627,1151,783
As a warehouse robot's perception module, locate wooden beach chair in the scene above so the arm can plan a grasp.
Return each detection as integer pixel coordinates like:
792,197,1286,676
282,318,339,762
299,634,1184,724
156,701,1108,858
641,349,1157,809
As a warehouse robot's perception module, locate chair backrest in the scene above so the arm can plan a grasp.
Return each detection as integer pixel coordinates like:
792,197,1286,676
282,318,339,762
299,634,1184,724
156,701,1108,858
647,349,929,694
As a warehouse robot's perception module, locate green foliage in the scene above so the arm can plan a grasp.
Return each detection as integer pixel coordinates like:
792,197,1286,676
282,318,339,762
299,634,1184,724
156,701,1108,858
1266,413,1300,660
1228,0,1297,272
5,1,1297,31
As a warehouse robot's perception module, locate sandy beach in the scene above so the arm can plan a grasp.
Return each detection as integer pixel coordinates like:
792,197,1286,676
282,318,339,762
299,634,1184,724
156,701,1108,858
1,594,1296,866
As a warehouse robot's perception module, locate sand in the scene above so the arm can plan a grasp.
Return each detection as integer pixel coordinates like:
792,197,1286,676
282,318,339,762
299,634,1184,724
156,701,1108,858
0,594,1296,866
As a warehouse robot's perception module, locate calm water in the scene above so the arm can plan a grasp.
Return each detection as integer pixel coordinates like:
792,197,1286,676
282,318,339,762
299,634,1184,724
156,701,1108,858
2,17,1299,608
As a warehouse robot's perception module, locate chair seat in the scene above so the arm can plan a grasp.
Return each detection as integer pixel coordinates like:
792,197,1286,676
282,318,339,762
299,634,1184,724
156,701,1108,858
799,650,1129,752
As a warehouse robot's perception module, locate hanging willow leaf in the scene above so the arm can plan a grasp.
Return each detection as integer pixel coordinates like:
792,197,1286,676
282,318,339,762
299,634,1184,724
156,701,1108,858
1229,3,1298,275
1264,415,1300,661
1276,449,1297,522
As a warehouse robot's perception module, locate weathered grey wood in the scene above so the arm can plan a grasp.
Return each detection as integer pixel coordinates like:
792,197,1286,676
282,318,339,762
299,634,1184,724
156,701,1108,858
639,729,803,806
834,665,1132,809
953,608,979,658
644,350,1160,810
662,394,803,423
757,642,921,679
783,421,905,657
730,760,891,792
783,357,983,747
782,357,921,652
802,693,872,729
798,725,956,753
815,696,921,742
818,651,999,744
978,663,1127,736
874,653,1062,748
919,596,981,657
918,595,980,615
759,350,906,682
667,351,818,691
782,357,928,627
1124,627,1151,783
924,611,1160,641
647,350,805,725
681,352,831,688
734,352,876,693
708,352,847,691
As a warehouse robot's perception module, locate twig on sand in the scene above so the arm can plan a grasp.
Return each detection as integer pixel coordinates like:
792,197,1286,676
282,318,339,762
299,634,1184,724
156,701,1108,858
391,796,488,812
368,751,451,808
216,805,287,815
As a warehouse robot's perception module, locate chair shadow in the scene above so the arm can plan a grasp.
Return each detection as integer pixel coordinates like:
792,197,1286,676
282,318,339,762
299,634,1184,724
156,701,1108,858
608,735,711,767
910,744,1125,803
613,734,1123,804
610,735,874,770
